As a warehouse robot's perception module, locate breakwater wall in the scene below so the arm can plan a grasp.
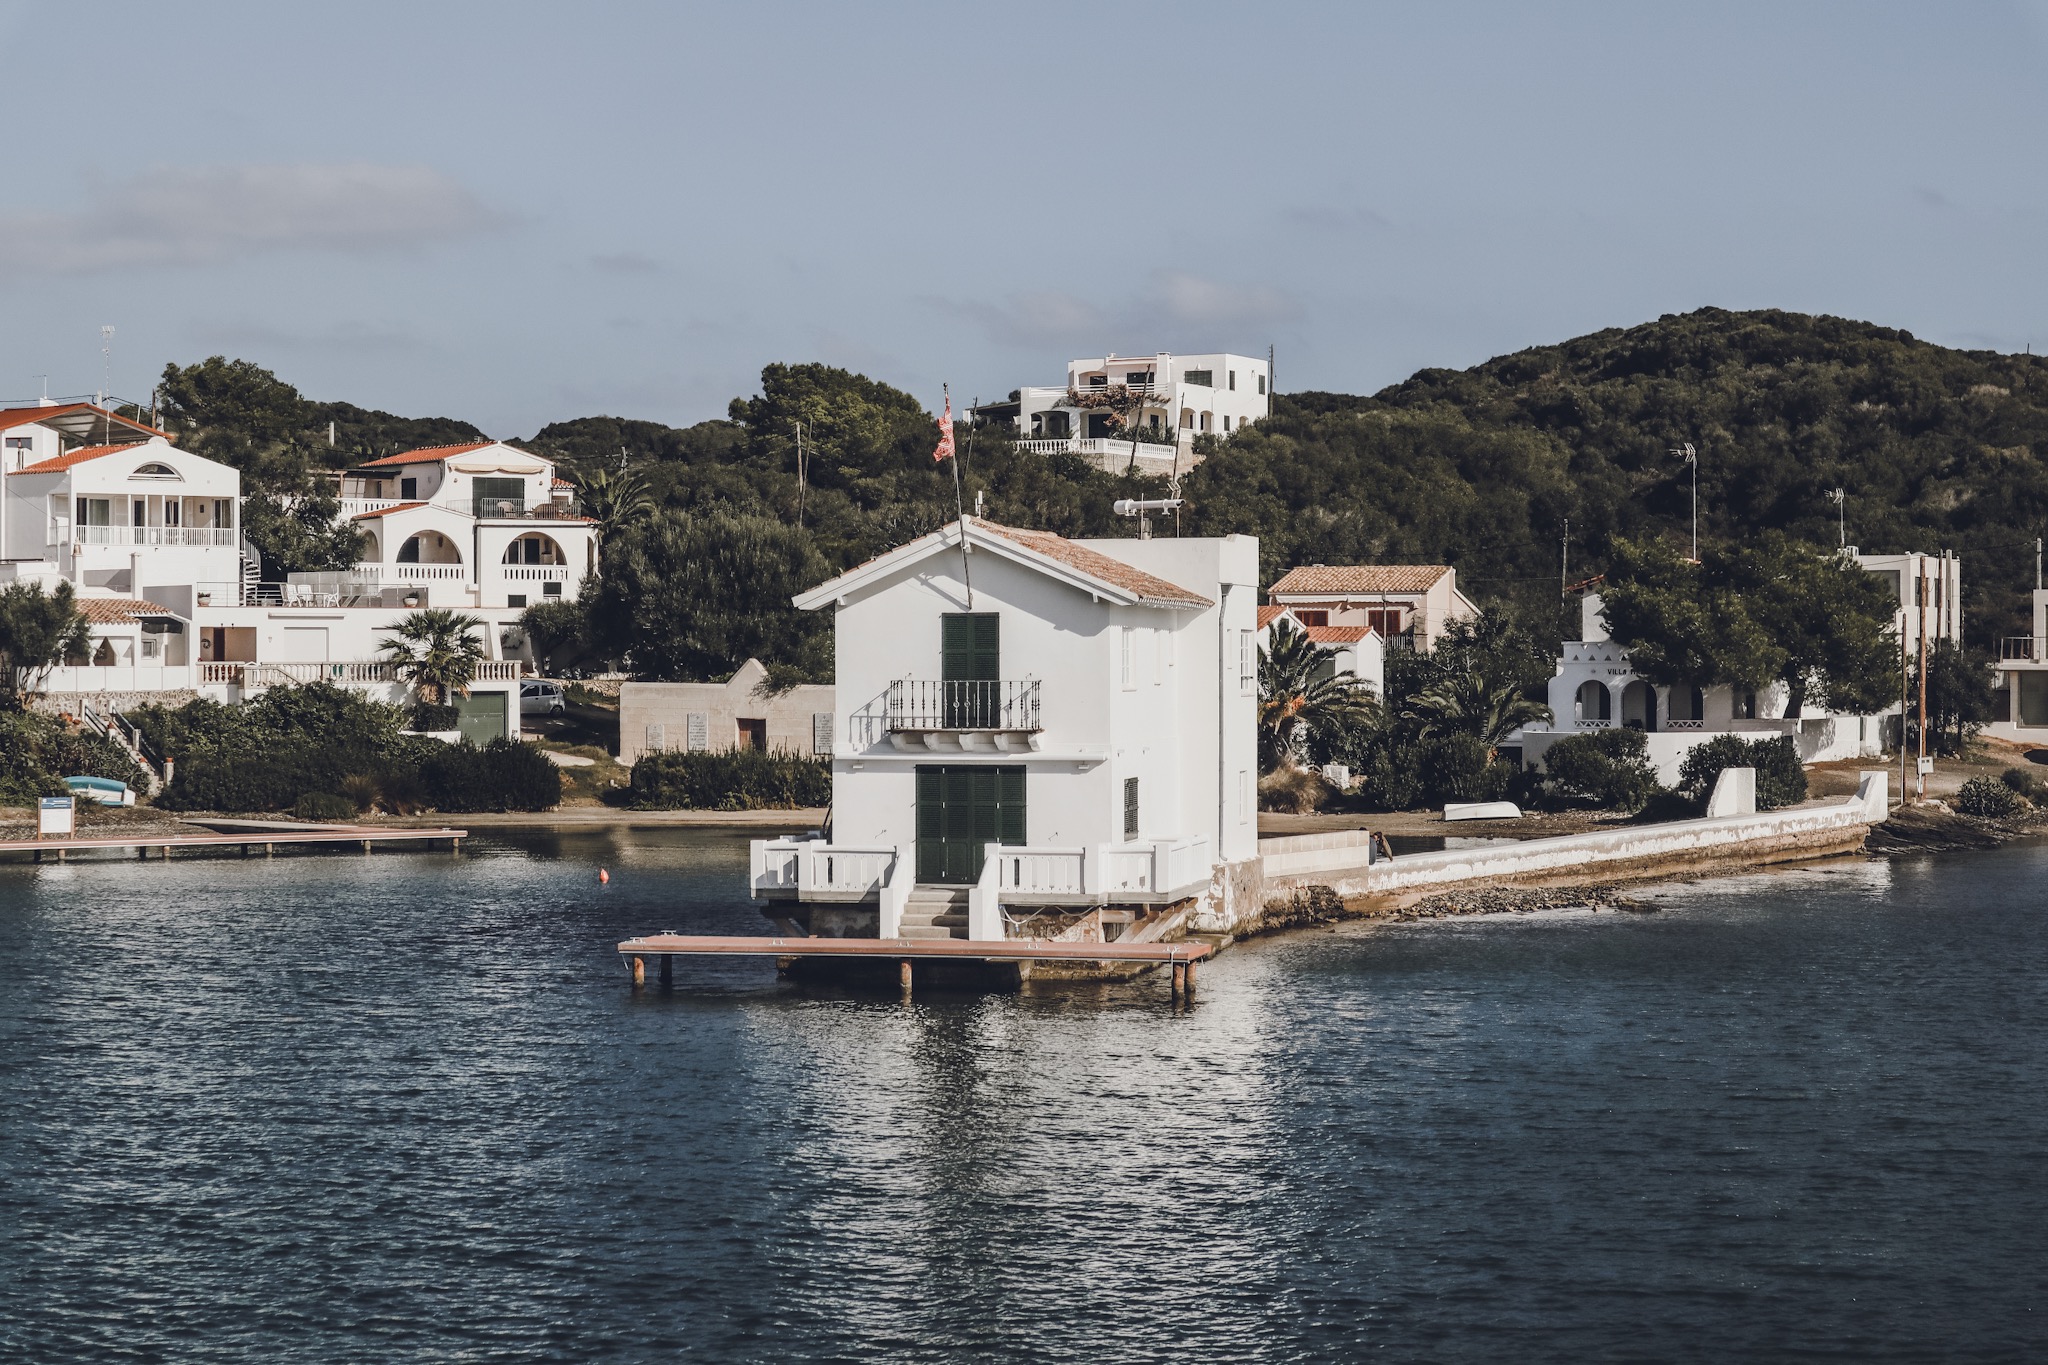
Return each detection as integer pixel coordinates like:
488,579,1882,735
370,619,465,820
1260,770,1890,905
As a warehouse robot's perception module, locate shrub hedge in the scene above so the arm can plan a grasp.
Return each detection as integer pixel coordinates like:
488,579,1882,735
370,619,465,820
1542,728,1661,811
630,748,829,810
129,683,559,814
1676,734,1808,810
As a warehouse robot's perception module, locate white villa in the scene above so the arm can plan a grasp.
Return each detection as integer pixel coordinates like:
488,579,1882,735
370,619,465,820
1264,563,1479,654
1989,587,2048,744
1513,587,1900,784
750,518,1263,944
973,352,1272,477
1,402,590,745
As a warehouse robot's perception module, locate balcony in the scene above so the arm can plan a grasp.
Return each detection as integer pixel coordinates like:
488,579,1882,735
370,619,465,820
1016,436,1183,458
335,496,586,522
59,524,237,548
886,679,1042,751
2001,636,2042,663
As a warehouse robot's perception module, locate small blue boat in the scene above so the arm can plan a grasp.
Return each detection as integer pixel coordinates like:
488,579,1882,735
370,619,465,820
64,775,135,807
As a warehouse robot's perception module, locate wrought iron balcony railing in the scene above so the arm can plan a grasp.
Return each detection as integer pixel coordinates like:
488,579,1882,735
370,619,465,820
887,679,1042,732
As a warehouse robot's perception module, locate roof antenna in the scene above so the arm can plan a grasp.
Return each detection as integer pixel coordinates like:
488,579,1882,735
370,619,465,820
99,325,114,407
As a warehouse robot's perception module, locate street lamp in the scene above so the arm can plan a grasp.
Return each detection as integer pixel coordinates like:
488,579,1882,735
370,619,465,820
1671,442,1698,560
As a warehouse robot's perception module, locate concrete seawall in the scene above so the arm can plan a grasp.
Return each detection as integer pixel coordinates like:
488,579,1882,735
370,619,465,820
1261,770,1891,905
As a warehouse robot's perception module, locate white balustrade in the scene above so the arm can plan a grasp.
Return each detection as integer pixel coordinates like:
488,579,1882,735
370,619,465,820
993,846,1087,897
500,566,569,582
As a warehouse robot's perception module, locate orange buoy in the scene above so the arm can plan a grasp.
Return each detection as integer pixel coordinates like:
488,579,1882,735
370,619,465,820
599,867,611,884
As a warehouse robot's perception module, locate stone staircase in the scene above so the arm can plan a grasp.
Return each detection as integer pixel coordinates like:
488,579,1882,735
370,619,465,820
899,887,970,940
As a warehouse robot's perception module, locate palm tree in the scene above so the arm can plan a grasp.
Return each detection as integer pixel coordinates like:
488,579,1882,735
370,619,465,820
379,609,487,705
1405,669,1553,756
575,467,653,546
1259,619,1378,772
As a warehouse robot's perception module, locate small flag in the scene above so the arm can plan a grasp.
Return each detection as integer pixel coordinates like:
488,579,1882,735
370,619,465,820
932,389,955,463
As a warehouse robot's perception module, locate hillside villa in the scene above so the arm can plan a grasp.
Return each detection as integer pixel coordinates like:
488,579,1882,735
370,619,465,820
1989,586,2048,743
971,351,1272,477
1,402,592,744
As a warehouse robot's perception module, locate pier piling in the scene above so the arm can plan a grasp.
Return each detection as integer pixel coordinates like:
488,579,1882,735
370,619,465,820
631,956,646,988
900,960,913,997
658,954,673,987
1183,958,1198,999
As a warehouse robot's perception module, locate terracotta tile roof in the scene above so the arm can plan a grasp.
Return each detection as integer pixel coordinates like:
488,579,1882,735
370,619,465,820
350,501,428,519
0,402,165,442
13,443,135,474
1269,564,1453,596
1256,605,1287,628
977,521,1213,607
1304,625,1372,644
357,441,498,468
77,597,177,624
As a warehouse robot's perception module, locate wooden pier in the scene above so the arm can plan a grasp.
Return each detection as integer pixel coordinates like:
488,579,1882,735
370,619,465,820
1,824,467,862
616,933,1212,999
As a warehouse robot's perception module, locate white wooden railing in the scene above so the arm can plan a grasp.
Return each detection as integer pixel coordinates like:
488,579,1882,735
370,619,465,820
499,566,569,582
200,659,527,689
68,525,237,547
747,838,897,903
1015,437,1183,460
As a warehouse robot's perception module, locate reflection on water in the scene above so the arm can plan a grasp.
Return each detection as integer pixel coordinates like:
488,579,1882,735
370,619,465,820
2,831,2046,1361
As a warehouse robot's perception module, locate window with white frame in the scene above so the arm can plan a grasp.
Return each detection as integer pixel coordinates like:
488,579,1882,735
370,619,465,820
1121,627,1136,690
1239,630,1256,693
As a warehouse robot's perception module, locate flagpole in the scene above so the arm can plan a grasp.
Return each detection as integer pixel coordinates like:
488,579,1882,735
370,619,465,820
944,383,973,608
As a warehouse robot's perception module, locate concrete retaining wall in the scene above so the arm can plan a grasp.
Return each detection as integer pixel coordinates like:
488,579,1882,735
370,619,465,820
1262,771,1890,903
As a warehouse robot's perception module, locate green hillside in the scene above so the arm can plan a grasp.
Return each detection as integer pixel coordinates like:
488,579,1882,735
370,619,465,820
1187,308,2048,643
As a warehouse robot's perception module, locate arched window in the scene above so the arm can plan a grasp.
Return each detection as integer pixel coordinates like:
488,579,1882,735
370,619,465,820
1575,680,1611,722
502,533,564,566
131,462,180,479
398,531,463,565
1621,680,1658,732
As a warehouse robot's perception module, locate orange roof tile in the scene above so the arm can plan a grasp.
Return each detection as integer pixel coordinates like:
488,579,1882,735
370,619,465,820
350,501,428,520
77,597,177,624
1304,625,1373,644
356,441,499,468
14,444,137,475
0,402,165,443
1256,605,1287,628
1269,564,1453,596
977,521,1213,607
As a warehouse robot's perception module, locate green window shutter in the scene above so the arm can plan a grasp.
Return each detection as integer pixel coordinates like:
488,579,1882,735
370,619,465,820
1123,777,1139,840
942,613,1000,680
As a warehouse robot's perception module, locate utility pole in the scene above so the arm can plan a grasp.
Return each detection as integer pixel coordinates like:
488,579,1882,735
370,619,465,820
794,420,805,528
1561,517,1570,601
1828,488,1845,548
1916,560,1930,802
1672,443,1698,559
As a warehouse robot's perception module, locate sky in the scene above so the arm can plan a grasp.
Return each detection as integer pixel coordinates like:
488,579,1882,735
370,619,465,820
2,1,2045,437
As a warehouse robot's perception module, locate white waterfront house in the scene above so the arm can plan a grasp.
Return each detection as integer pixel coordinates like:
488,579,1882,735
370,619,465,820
750,518,1263,942
1264,563,1479,654
1513,590,1890,784
1,406,575,744
1989,587,2048,743
973,352,1272,476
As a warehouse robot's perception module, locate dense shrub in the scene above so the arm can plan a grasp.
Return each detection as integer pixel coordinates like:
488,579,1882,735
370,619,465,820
630,748,829,810
1542,728,1661,811
1955,775,2026,820
1258,765,1332,813
294,792,357,822
2000,767,2044,801
409,702,460,732
419,740,563,813
0,711,142,804
129,683,557,814
1676,734,1807,810
1415,733,1513,805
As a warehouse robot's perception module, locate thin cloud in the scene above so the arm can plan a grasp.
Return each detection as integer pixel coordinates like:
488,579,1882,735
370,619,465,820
591,251,661,274
195,319,427,355
0,162,499,276
939,270,1300,350
1286,204,1393,233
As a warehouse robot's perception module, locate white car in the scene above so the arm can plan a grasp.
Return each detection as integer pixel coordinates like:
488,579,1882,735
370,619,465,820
520,680,566,716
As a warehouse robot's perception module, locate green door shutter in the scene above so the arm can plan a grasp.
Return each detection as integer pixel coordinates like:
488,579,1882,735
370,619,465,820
997,767,1026,844
916,767,946,883
942,613,1000,727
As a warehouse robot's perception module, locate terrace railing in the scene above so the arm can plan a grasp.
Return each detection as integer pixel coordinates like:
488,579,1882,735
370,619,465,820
886,679,1042,732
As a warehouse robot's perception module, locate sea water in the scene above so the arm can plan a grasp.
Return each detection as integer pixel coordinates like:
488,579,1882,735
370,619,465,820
2,830,2044,1362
